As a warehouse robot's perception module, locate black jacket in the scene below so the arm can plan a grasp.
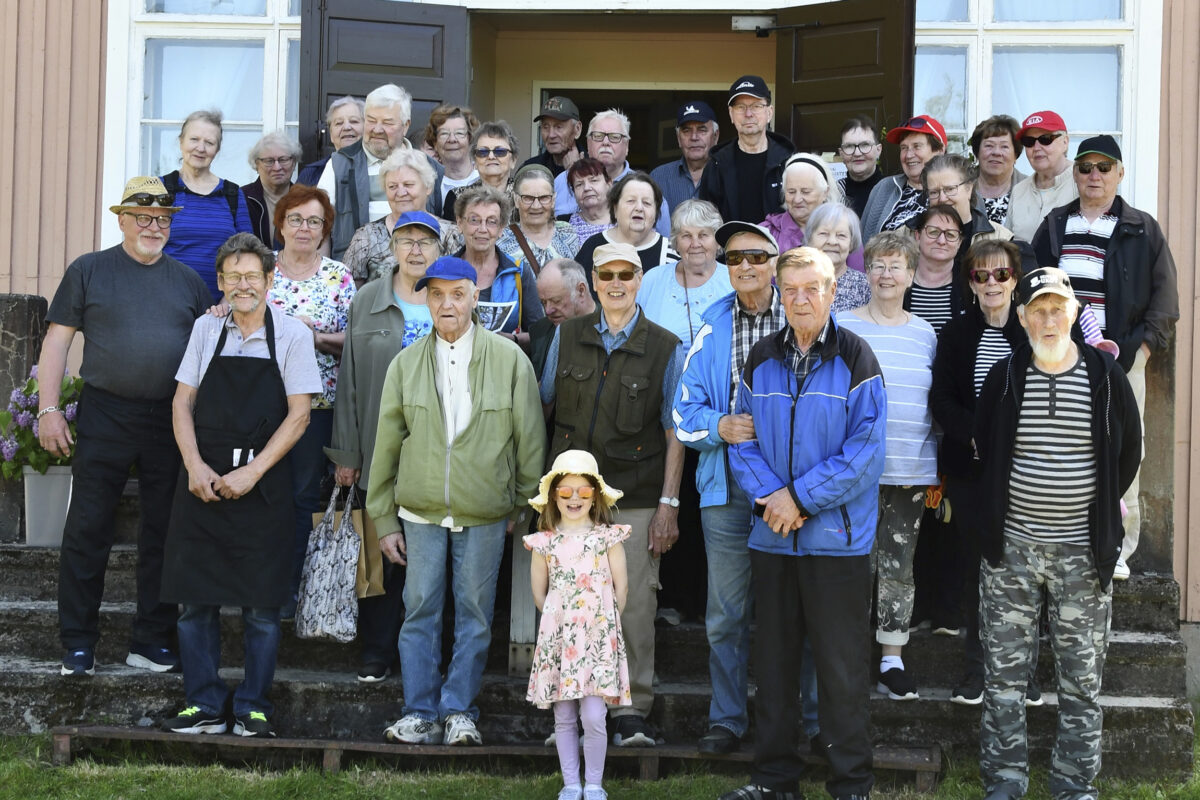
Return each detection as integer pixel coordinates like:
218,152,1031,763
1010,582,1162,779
1031,195,1179,371
241,178,284,250
697,130,794,223
973,339,1141,589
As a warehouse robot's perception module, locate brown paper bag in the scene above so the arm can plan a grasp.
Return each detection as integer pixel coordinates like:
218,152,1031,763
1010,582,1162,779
312,490,385,599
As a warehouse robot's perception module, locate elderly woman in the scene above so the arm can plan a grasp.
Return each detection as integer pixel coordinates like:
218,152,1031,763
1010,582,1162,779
837,231,938,702
929,239,1031,706
968,115,1026,226
563,157,614,242
861,115,946,240
575,172,677,278
761,153,843,252
342,148,462,286
903,204,966,334
454,183,543,340
244,130,302,248
806,203,871,314
328,209,443,681
922,154,1019,254
298,96,364,186
424,104,480,213
162,109,254,303
266,184,357,615
443,120,519,219
497,164,580,270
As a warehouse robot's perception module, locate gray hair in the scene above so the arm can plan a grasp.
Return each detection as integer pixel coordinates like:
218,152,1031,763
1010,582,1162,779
365,83,412,123
589,108,631,137
325,95,365,126
780,152,844,206
454,182,514,227
669,199,723,245
215,232,274,275
180,109,224,148
378,148,437,194
542,258,588,289
514,164,555,195
247,130,303,169
804,203,863,253
471,120,520,165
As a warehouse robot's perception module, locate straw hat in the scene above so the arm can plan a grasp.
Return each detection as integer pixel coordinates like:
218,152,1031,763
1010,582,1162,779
109,176,183,215
528,450,623,512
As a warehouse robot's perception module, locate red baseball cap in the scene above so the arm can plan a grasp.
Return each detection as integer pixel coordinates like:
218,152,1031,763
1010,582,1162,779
1018,110,1067,138
885,115,947,148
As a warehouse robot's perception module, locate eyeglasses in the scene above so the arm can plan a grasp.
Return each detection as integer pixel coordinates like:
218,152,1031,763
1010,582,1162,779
839,142,877,155
518,194,553,206
730,102,769,115
921,225,962,243
927,181,966,199
970,267,1014,284
474,147,511,159
725,250,776,266
868,262,907,275
464,215,502,230
594,268,639,282
1019,132,1063,148
588,132,628,144
122,212,173,229
555,485,595,500
219,271,265,286
122,192,176,207
437,129,468,141
393,237,439,251
256,156,295,167
285,214,325,229
1075,161,1117,174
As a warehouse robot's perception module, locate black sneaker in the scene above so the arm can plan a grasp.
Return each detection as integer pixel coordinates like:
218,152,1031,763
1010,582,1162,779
1025,680,1044,707
697,725,740,754
876,666,919,700
61,648,95,677
126,643,181,673
717,784,801,800
163,706,227,735
951,673,984,706
611,715,655,747
357,661,389,683
233,710,276,737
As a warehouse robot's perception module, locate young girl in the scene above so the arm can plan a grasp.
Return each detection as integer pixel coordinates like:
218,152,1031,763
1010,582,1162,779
525,450,631,800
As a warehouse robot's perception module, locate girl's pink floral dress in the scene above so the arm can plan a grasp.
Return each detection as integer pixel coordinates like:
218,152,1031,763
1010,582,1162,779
523,524,632,709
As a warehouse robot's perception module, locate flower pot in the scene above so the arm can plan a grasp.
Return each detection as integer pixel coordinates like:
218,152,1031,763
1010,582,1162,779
23,465,72,546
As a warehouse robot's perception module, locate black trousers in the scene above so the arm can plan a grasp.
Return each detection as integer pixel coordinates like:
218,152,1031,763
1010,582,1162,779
358,559,406,665
58,386,180,651
750,550,874,798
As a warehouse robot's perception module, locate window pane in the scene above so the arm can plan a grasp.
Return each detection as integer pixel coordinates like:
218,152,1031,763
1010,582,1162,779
143,124,263,186
146,0,267,14
286,40,300,125
288,0,301,15
992,47,1119,133
914,46,967,131
143,39,264,121
916,0,968,22
993,0,1121,22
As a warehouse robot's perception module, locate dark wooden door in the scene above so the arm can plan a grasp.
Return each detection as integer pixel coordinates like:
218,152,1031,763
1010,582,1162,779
299,0,468,161
774,0,915,174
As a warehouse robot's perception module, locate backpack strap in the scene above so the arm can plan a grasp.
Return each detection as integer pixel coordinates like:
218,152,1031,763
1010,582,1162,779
161,170,240,222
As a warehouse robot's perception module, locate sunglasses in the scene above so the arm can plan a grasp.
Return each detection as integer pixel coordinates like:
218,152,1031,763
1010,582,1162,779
725,250,776,266
474,147,511,159
970,267,1014,284
1019,132,1063,148
122,192,176,207
1075,161,1116,174
595,268,639,282
900,116,929,129
555,485,595,500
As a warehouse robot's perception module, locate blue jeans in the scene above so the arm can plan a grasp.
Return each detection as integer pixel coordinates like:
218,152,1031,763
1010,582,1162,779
399,519,507,721
288,407,333,602
178,604,281,717
702,477,819,738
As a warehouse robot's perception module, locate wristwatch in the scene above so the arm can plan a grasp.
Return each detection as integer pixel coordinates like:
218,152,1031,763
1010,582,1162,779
658,496,680,508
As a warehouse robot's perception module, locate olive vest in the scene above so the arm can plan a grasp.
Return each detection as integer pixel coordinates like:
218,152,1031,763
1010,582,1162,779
550,309,679,508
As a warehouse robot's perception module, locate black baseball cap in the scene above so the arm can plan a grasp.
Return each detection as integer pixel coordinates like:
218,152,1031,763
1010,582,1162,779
534,96,580,122
677,100,716,126
1075,134,1122,162
728,75,770,105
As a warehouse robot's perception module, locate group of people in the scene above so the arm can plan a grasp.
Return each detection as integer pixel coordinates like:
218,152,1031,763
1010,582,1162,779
39,71,1178,800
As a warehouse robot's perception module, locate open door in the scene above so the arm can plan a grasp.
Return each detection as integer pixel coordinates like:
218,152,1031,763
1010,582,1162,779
774,0,915,174
299,0,469,162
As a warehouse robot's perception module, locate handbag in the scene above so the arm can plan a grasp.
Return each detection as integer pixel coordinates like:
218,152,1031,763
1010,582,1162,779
296,488,360,643
310,486,385,599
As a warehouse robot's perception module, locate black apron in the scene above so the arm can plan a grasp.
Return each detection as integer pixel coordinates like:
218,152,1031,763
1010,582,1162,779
163,311,294,608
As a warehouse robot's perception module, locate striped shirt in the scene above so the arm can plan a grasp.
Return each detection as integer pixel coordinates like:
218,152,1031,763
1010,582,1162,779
908,282,955,334
974,326,1013,398
1057,210,1117,331
837,312,939,484
1004,356,1096,546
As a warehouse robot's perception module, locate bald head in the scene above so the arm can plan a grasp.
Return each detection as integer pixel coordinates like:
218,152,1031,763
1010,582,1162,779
538,258,595,325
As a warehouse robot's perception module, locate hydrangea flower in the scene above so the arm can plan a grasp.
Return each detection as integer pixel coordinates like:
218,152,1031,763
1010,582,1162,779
14,411,34,429
0,438,17,462
64,403,78,422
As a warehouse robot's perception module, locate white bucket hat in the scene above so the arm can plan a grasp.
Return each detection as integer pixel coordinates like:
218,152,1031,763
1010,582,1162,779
528,450,624,513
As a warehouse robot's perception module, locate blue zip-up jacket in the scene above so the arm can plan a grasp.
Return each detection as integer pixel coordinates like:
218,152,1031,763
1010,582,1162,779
729,318,887,557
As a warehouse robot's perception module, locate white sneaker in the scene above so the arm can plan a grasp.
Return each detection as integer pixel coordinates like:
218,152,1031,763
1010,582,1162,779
557,787,583,800
444,712,483,746
383,714,443,744
1113,558,1131,581
583,787,608,800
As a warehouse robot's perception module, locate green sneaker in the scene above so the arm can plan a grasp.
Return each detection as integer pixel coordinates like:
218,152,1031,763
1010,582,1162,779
163,705,227,735
233,710,276,738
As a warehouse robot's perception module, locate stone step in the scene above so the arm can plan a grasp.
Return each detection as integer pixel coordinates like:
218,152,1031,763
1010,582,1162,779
0,656,1190,779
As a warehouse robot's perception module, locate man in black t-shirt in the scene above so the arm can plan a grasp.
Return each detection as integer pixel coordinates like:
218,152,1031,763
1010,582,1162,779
836,115,885,219
40,176,211,679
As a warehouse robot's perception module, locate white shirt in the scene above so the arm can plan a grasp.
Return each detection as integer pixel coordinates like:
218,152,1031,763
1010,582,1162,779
1007,165,1079,242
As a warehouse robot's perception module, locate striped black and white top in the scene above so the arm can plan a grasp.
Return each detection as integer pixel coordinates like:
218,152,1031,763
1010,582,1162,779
908,283,954,335
1004,356,1096,546
973,326,1012,398
1058,210,1117,331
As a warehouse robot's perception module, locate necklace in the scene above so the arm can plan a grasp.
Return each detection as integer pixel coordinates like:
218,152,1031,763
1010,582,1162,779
278,250,320,281
867,304,907,326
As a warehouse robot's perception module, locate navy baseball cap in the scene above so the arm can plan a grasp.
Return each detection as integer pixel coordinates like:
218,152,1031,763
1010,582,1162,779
728,75,770,104
415,256,478,291
677,100,716,126
392,210,441,237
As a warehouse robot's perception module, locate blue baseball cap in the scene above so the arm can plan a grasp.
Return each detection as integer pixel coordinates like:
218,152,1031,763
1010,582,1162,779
677,100,716,126
415,256,478,291
392,210,441,237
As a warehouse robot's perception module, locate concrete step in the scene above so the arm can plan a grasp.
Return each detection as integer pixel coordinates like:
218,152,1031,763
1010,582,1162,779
0,656,1190,779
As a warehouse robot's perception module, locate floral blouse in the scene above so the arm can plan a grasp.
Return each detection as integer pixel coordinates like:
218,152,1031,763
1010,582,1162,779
342,217,464,284
497,221,581,269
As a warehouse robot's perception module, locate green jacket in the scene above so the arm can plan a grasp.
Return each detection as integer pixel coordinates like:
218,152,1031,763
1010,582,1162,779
365,323,547,533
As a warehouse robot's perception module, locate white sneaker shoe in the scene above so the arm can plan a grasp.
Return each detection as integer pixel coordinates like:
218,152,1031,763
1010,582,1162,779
583,786,608,800
443,712,483,746
383,714,443,744
1113,558,1131,581
557,787,583,800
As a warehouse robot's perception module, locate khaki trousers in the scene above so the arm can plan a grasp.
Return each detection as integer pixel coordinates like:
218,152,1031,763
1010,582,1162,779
609,506,659,719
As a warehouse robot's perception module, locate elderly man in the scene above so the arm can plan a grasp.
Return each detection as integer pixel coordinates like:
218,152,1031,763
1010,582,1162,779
1007,111,1077,241
974,268,1140,800
530,258,596,378
836,115,884,219
651,101,720,215
1031,136,1178,580
540,241,684,747
368,256,545,746
40,177,212,678
721,247,886,800
298,95,365,186
160,233,320,738
553,109,670,236
699,76,795,225
521,96,584,177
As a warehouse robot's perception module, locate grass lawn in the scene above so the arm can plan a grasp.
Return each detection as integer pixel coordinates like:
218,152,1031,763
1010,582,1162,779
0,733,1196,800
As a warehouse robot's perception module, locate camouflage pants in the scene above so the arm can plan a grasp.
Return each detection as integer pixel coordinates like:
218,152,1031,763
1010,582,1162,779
871,485,926,646
979,535,1112,800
